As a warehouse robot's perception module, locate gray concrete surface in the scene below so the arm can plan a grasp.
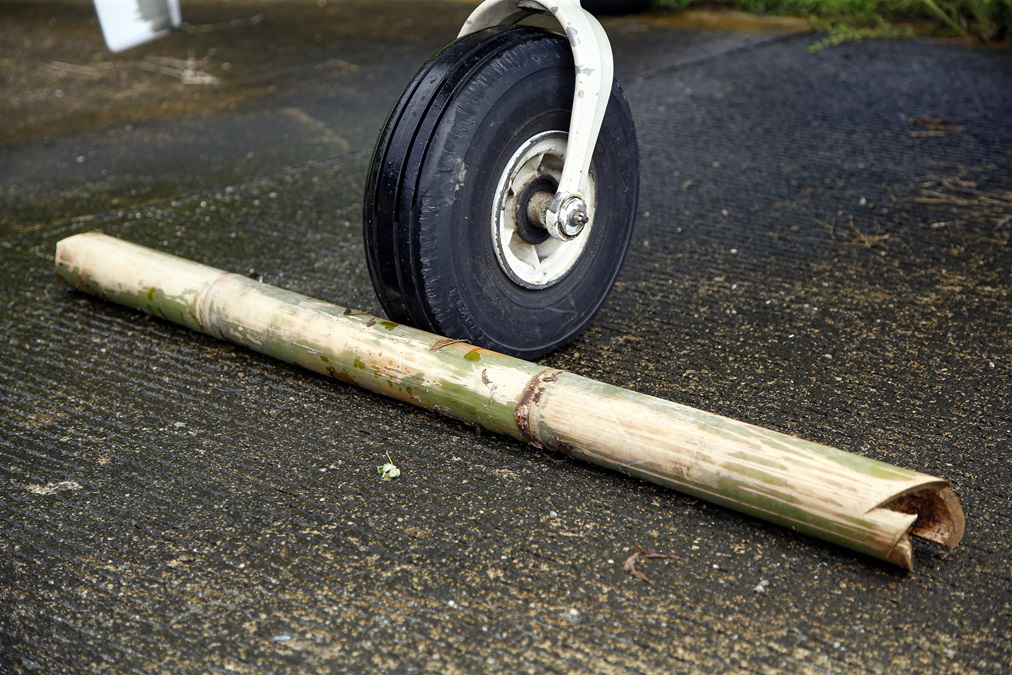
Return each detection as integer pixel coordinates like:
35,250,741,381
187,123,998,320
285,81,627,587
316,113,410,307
2,1,1010,672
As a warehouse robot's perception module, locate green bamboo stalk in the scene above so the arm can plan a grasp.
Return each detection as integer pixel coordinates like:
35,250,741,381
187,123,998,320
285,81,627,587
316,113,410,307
54,232,964,570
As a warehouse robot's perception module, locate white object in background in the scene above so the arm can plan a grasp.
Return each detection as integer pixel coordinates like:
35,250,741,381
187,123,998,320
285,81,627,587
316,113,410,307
93,0,182,52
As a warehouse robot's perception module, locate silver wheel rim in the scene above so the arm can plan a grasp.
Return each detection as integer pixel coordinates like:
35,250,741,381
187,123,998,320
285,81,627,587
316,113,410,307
491,131,596,289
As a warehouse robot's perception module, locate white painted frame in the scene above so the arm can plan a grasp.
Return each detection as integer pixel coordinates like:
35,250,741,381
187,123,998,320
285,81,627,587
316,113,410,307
459,0,615,240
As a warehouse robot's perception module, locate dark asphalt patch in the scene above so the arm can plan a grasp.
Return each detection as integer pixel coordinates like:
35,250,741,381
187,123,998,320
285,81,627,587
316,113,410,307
2,31,1010,675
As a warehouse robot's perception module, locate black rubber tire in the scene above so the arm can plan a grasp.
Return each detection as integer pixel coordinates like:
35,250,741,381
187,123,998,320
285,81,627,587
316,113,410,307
363,26,639,360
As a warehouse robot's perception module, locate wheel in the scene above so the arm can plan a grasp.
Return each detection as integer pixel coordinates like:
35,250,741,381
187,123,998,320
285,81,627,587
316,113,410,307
363,25,638,360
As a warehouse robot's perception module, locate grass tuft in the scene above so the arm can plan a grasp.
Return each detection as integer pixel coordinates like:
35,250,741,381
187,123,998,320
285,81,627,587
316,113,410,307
651,0,1012,44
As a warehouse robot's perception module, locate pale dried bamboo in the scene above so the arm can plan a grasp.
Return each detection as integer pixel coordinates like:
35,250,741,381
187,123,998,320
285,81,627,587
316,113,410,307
54,232,964,570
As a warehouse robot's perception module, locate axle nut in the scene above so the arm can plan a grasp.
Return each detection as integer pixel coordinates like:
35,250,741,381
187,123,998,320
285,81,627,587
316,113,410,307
553,196,589,240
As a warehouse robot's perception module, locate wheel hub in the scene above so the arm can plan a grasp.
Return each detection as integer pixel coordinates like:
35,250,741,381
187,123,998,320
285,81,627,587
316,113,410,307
514,176,554,245
491,131,596,289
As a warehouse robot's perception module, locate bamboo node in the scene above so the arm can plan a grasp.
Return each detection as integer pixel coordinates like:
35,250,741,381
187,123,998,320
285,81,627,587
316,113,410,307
513,368,563,447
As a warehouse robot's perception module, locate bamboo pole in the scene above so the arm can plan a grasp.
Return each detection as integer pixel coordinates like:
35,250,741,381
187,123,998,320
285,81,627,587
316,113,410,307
54,232,964,570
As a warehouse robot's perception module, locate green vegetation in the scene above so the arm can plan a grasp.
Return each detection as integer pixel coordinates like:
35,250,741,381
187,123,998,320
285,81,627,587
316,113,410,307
652,0,1012,43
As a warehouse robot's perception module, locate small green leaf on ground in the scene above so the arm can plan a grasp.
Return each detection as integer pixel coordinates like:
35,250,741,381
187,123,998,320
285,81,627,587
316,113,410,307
377,450,401,480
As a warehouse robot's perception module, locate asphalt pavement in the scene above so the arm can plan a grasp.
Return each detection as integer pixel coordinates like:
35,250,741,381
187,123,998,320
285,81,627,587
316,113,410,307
2,1,1010,672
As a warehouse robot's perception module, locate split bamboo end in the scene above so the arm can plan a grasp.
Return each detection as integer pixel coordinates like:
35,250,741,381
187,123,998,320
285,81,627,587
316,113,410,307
885,485,965,549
